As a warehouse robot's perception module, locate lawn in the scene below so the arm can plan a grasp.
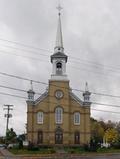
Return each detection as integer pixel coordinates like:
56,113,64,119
9,147,120,155
97,147,120,153
9,148,56,155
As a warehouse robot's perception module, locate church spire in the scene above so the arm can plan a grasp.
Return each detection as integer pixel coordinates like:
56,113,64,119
54,4,64,53
50,4,68,80
27,80,35,102
83,82,91,106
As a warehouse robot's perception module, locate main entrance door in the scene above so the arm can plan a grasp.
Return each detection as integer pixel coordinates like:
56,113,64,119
74,131,80,144
55,128,63,144
38,131,43,144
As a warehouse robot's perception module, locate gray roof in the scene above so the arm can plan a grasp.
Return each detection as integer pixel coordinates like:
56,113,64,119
51,52,68,62
70,91,83,106
35,90,48,105
34,89,83,106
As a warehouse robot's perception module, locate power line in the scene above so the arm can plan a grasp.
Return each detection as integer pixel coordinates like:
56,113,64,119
0,38,120,73
0,44,49,57
0,71,120,99
0,38,52,53
1,83,120,108
0,71,48,85
1,47,120,79
92,102,120,108
0,90,120,115
0,49,48,62
70,56,120,72
91,108,120,114
4,104,13,135
73,88,120,98
0,91,26,99
0,84,41,95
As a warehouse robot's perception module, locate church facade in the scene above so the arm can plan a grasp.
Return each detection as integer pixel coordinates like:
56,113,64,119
27,9,91,146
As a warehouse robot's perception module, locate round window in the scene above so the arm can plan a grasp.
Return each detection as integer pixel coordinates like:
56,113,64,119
55,90,63,99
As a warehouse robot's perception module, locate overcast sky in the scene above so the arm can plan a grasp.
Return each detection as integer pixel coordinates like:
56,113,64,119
0,0,120,136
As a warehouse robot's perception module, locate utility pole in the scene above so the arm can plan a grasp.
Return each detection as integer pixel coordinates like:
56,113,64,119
4,104,13,135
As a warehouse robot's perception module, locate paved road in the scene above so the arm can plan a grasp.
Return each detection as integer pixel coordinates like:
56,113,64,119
1,149,120,159
1,154,120,159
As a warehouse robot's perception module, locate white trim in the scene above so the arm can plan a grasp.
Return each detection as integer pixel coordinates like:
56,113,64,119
55,107,63,124
70,92,83,105
51,58,67,78
35,91,48,105
74,112,80,125
51,74,68,80
37,112,44,124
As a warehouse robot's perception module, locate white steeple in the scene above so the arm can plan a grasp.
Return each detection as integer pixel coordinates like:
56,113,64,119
54,5,64,53
83,82,91,106
50,4,68,81
27,80,35,102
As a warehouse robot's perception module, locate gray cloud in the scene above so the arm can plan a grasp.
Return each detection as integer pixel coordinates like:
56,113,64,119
0,0,120,135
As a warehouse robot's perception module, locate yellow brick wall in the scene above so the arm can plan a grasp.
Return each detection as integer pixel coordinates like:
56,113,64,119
27,80,91,145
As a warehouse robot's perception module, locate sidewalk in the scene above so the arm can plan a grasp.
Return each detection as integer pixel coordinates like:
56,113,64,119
0,149,14,157
0,149,20,159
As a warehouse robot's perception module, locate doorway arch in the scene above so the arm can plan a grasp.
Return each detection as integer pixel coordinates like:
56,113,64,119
55,127,63,144
74,131,80,144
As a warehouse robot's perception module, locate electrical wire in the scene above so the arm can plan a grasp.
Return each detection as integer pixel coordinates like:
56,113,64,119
0,84,120,108
1,46,120,80
0,71,120,99
0,90,120,115
0,38,120,72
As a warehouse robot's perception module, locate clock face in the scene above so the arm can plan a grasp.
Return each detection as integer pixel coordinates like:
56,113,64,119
55,90,63,99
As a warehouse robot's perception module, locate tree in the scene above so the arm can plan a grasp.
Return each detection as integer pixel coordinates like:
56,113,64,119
106,120,115,130
6,128,17,143
116,122,120,134
0,136,5,144
104,128,119,145
91,118,104,144
17,134,26,149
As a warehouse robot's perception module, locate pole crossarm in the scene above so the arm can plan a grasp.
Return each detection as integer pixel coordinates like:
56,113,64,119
3,104,14,135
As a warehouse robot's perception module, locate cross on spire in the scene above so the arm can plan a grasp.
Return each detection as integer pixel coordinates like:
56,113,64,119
54,3,64,53
30,80,33,90
85,82,89,92
56,3,63,15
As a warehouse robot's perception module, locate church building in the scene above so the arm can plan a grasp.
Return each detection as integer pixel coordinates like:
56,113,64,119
27,7,91,146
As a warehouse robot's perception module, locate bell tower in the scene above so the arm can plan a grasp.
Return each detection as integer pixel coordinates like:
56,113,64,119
51,5,68,81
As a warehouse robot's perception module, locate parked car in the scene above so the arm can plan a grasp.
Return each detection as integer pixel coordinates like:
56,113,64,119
7,144,14,149
0,144,6,149
7,143,18,149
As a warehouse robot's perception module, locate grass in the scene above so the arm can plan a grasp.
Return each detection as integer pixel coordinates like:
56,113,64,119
9,147,120,155
64,147,85,154
9,148,56,155
97,147,120,153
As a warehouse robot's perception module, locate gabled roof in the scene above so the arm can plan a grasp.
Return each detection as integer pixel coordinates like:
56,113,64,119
70,91,83,106
51,52,68,62
35,90,48,105
34,89,83,106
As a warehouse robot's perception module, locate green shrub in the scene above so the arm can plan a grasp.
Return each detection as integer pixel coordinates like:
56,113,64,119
27,143,39,151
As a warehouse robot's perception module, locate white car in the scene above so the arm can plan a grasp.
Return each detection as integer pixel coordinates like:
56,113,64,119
7,144,14,149
7,143,18,149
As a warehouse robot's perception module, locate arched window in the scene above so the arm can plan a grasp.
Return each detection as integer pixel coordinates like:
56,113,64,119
56,62,62,75
37,112,43,124
55,127,63,144
55,107,63,124
74,112,80,125
56,62,62,68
